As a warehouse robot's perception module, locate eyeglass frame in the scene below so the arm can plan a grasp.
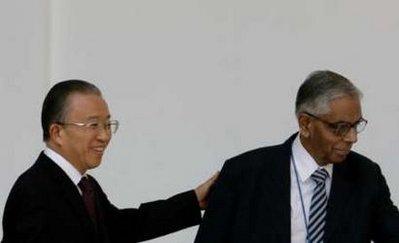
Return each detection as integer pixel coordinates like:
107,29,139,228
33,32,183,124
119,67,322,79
56,119,120,134
302,112,367,137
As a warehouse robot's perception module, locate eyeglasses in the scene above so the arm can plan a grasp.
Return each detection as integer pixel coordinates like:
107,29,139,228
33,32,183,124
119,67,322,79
57,120,119,134
303,112,367,137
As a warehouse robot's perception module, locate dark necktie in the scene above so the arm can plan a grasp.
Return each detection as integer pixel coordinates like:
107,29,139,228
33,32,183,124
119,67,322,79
78,176,98,223
307,168,329,243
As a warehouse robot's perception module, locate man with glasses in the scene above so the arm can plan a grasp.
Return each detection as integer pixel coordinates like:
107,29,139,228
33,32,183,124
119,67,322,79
2,80,218,243
195,70,399,243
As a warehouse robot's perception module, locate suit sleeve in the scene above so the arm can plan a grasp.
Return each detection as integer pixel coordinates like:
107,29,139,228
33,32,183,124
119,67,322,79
372,164,399,243
135,190,201,242
96,180,201,242
194,159,239,243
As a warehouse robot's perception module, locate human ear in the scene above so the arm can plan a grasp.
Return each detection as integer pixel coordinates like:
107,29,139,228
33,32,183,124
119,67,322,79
298,114,311,138
49,123,64,146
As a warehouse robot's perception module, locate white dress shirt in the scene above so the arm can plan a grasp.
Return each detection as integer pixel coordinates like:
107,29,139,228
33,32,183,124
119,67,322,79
290,136,333,243
44,147,85,195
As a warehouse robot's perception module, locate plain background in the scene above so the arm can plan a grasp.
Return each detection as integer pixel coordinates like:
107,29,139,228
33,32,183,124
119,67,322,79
1,1,399,242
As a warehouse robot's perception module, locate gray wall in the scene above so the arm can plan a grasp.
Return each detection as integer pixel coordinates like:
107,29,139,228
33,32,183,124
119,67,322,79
0,0,50,238
1,1,399,242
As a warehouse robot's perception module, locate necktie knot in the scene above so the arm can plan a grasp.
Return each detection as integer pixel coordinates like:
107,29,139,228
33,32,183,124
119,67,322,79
78,176,94,193
311,168,329,184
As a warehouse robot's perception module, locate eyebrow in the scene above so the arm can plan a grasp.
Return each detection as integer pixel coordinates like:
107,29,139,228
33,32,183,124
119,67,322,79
332,117,363,125
86,114,111,121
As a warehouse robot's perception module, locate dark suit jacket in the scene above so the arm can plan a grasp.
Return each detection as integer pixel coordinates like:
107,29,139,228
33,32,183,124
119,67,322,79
2,152,201,243
195,134,399,243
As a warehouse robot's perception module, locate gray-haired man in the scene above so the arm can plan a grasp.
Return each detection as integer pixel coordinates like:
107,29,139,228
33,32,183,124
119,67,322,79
195,70,399,243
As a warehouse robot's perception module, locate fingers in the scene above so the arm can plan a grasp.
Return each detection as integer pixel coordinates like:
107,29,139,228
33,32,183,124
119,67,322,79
204,171,220,188
195,171,220,210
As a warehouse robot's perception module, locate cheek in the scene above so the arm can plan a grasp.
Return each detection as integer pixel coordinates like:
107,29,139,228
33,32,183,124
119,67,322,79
323,137,343,158
77,137,95,156
315,129,338,153
64,134,82,151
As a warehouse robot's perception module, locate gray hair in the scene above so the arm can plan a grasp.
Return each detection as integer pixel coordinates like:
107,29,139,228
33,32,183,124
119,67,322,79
295,70,362,117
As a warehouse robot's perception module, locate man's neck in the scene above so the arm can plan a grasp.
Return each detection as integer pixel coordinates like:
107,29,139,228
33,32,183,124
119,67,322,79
45,142,86,175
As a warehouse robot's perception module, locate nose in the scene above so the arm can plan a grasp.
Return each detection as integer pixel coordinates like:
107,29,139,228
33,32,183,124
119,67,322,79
343,127,358,144
96,124,111,143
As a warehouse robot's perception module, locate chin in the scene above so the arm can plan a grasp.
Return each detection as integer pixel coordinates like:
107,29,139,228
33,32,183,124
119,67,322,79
329,155,348,164
88,159,102,169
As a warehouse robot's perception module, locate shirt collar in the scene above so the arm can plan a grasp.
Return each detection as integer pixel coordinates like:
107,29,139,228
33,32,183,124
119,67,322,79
44,147,84,186
291,135,333,182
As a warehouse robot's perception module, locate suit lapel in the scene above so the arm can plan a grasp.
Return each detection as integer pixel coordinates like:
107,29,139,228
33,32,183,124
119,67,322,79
324,158,354,242
256,135,295,239
37,153,97,232
268,146,291,234
88,175,111,243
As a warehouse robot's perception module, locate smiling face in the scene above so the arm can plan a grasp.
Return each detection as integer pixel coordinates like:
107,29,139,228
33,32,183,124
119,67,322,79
299,95,362,165
52,93,112,174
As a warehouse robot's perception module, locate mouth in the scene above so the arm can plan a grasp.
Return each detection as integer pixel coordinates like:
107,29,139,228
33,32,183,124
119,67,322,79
92,146,106,155
334,148,350,156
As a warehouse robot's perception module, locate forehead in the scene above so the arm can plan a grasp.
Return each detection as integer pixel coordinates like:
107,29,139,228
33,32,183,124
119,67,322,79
325,96,362,123
65,93,110,120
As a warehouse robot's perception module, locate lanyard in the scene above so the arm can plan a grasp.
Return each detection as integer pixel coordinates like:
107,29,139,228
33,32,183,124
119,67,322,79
291,154,309,242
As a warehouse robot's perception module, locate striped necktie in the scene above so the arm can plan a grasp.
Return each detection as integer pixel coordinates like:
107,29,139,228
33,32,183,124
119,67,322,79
307,168,329,243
